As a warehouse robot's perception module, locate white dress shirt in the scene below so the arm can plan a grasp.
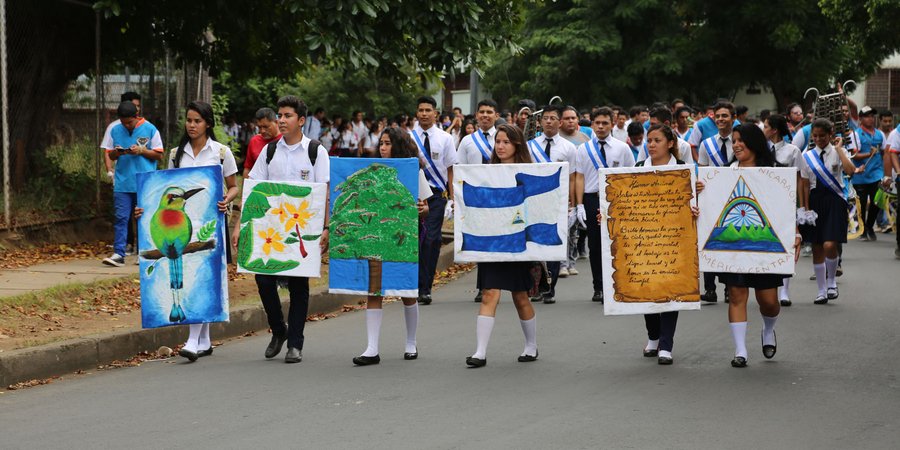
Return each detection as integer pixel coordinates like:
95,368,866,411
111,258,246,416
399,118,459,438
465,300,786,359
697,133,734,166
248,135,329,183
457,127,496,165
636,138,694,165
575,135,636,193
168,139,238,177
799,144,849,189
410,124,458,191
529,133,576,173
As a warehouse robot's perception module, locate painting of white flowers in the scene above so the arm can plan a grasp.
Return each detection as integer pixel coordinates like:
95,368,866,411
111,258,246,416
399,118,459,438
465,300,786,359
236,180,327,277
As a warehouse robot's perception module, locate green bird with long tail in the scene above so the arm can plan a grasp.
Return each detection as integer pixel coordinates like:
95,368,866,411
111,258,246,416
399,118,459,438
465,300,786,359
150,186,204,322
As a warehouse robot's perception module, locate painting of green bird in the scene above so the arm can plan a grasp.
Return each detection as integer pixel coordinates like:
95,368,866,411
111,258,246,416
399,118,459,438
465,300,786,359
150,186,204,322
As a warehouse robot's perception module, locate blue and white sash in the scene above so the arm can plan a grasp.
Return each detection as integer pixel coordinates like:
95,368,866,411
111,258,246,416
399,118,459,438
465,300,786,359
528,139,551,163
702,137,727,167
639,142,649,161
412,130,447,191
802,149,845,202
585,140,609,170
473,129,492,162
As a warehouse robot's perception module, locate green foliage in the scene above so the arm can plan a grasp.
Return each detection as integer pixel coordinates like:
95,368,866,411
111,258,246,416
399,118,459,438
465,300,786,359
482,0,900,110
196,219,217,241
242,258,301,274
329,164,418,262
713,224,781,243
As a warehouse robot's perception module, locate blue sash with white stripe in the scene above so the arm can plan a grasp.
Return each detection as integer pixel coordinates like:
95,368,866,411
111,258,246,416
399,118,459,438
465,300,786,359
703,137,727,167
585,139,608,170
528,139,551,163
412,130,447,191
472,129,492,162
802,149,846,203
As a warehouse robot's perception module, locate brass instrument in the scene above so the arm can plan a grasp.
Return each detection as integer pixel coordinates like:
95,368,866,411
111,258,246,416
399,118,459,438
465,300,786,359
803,80,856,150
518,96,563,141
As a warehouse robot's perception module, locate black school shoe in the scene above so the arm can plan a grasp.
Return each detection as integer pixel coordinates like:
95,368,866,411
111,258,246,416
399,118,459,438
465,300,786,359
591,291,604,303
466,356,487,367
701,290,718,303
352,354,380,366
762,330,776,359
517,350,538,362
731,356,748,368
418,294,432,305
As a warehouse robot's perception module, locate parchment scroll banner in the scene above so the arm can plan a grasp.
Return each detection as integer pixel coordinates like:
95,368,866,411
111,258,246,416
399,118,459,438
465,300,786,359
599,165,701,316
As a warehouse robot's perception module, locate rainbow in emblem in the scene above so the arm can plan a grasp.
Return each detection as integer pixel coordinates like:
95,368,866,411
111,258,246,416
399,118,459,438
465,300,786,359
703,176,786,252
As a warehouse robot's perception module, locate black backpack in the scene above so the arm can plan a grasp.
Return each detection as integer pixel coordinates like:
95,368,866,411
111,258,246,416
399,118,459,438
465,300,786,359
266,139,321,166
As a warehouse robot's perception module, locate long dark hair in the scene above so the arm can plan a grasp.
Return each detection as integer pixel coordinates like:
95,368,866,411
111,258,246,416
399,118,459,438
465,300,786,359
646,123,678,158
766,114,791,141
732,123,775,167
379,127,424,168
490,123,533,164
173,101,216,167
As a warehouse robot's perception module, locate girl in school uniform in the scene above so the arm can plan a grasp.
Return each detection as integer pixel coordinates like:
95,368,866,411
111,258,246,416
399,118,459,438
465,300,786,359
723,124,801,368
352,127,430,365
764,114,802,306
597,124,698,365
135,101,239,362
466,124,539,368
798,119,856,305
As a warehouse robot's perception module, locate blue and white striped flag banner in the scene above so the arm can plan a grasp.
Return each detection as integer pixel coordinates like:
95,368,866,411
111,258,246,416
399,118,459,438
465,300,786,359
453,163,569,262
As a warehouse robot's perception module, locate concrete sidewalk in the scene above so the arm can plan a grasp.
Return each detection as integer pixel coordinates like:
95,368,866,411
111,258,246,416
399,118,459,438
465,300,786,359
0,244,455,386
0,258,137,298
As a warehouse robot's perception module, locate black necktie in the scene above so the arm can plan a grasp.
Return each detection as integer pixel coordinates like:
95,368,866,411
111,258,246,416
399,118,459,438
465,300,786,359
820,149,826,161
544,137,553,158
423,131,431,154
720,137,729,153
598,140,607,164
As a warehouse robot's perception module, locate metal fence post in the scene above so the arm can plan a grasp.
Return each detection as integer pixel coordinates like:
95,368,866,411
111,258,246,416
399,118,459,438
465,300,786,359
1,0,10,228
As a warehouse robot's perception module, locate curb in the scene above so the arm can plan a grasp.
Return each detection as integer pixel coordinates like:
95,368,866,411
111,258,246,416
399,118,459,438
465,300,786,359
0,244,455,387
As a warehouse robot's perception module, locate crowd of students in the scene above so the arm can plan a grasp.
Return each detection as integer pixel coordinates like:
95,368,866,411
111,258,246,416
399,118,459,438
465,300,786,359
98,91,899,368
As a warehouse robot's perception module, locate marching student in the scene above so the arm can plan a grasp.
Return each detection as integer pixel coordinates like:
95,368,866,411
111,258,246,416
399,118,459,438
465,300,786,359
235,95,330,363
885,124,900,257
411,96,458,305
526,104,578,303
764,114,802,306
457,99,499,303
135,101,239,362
848,106,886,241
686,103,719,161
611,108,629,143
721,124,799,368
458,99,498,165
673,106,694,142
627,122,644,161
798,119,856,304
352,128,431,366
559,106,591,146
574,107,635,303
639,108,694,164
696,101,737,303
599,124,697,365
466,124,539,368
242,108,281,179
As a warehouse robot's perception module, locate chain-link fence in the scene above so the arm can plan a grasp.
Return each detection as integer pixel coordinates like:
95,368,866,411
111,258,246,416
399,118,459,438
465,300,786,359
0,0,210,231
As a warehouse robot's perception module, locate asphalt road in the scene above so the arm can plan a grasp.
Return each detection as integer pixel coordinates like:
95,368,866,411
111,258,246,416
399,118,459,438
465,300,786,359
2,239,899,449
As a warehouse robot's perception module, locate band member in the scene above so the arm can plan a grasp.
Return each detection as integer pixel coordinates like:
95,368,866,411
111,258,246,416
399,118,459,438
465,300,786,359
848,106,886,241
411,96,458,305
721,124,799,368
466,124,539,368
798,119,856,304
574,107,635,303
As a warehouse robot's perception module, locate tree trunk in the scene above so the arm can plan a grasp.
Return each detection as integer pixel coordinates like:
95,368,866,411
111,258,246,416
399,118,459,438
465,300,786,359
367,259,382,295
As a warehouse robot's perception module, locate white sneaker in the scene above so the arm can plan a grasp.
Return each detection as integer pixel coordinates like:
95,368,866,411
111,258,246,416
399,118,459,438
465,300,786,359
102,254,125,267
558,267,569,278
568,267,579,276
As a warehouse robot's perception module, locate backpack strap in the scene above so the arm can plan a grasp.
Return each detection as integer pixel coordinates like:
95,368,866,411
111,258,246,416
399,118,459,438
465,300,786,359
265,141,278,165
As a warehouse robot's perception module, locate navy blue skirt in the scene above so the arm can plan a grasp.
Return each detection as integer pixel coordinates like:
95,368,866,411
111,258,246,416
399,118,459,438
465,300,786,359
800,187,848,244
477,262,533,292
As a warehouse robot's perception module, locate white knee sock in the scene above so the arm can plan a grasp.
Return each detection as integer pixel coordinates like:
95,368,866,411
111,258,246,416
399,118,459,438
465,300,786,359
814,263,827,296
403,303,418,353
473,315,495,359
362,309,383,357
198,323,211,350
825,257,838,289
778,278,790,301
519,317,537,357
730,321,748,359
184,323,202,352
762,315,777,347
645,339,659,351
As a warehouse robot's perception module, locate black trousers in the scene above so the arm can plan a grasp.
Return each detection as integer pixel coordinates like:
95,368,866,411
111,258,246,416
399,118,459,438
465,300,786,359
583,193,603,292
645,311,679,352
419,193,446,295
854,182,880,233
546,261,561,297
256,275,309,349
703,273,719,292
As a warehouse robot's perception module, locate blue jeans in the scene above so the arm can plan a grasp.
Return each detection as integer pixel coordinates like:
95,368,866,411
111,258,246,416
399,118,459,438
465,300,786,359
113,192,137,256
